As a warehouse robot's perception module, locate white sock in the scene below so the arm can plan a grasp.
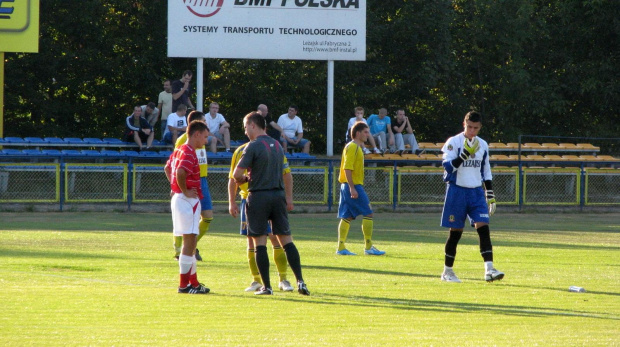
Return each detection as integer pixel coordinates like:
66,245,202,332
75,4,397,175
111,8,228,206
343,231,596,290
179,255,193,274
484,261,494,272
444,265,453,272
191,256,197,275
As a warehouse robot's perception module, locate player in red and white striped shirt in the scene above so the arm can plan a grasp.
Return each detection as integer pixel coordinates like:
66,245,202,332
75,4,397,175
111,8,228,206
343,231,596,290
165,120,211,294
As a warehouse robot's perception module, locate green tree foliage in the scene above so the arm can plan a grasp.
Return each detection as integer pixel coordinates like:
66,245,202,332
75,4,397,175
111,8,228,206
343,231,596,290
3,0,618,153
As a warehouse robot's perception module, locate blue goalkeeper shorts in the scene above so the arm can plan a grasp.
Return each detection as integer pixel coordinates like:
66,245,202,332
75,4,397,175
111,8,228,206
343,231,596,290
441,184,489,229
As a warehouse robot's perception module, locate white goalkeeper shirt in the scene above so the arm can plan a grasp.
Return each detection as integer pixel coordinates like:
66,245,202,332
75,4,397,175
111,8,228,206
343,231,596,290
441,132,492,188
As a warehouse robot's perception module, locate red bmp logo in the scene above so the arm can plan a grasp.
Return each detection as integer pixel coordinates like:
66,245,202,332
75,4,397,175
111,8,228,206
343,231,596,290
184,0,224,18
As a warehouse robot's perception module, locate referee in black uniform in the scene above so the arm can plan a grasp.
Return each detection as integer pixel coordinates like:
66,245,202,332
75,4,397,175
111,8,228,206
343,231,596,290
233,111,310,296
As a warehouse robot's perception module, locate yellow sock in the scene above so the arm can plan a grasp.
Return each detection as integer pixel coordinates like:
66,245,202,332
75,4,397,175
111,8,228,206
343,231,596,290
273,245,288,282
248,248,261,283
338,219,351,251
173,236,182,256
362,217,374,250
197,217,212,243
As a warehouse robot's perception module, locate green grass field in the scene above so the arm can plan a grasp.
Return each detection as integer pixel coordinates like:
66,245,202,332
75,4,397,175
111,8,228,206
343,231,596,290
0,212,618,346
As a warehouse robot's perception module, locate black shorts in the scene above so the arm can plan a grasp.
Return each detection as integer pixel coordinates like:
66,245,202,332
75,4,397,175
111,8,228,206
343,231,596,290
245,190,290,237
125,131,149,143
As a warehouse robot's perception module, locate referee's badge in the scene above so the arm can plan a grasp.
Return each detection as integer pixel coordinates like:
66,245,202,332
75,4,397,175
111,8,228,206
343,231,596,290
447,144,453,151
449,215,455,222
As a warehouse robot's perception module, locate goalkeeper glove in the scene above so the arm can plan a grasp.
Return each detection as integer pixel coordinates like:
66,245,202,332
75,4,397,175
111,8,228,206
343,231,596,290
486,190,496,216
459,137,480,161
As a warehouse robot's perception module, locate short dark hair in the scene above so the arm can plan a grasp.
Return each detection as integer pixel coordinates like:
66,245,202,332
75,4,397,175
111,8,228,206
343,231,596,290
183,70,193,77
147,102,156,110
289,105,299,112
187,110,205,123
188,120,208,136
177,104,187,111
464,111,482,123
244,111,266,130
351,121,369,139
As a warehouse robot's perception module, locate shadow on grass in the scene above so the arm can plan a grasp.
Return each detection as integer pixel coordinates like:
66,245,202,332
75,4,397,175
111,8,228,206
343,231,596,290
275,293,619,320
304,264,436,279
0,248,122,260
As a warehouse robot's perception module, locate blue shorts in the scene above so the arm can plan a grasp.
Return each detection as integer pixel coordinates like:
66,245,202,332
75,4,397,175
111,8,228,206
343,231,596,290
338,183,373,219
239,199,272,236
441,184,490,229
280,137,310,150
200,177,213,211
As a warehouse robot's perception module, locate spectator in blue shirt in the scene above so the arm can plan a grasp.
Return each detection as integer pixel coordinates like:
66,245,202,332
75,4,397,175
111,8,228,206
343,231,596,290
367,108,395,153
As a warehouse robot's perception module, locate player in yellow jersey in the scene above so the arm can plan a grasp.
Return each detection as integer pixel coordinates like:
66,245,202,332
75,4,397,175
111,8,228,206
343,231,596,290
336,121,386,256
172,111,213,261
227,141,295,292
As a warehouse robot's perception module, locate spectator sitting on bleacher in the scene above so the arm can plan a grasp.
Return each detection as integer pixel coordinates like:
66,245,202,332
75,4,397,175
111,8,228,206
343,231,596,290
125,105,155,150
206,102,231,153
392,108,419,155
163,104,188,145
141,102,160,128
346,106,382,155
277,105,311,154
367,108,395,153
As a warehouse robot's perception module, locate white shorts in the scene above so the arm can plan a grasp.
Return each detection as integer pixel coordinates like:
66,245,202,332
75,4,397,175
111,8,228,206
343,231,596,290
171,193,201,236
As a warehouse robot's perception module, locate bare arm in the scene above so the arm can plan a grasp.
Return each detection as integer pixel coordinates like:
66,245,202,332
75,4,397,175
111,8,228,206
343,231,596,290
233,166,249,185
176,168,197,198
227,178,239,217
405,117,414,134
344,169,358,199
270,121,283,133
283,171,294,211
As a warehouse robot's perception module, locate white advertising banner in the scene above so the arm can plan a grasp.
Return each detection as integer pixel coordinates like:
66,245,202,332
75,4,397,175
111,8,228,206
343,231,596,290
168,0,366,61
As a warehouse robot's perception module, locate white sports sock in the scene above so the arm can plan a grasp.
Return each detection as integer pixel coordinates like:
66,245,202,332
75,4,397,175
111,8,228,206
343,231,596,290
484,261,494,272
191,256,197,275
444,265,453,272
179,255,193,274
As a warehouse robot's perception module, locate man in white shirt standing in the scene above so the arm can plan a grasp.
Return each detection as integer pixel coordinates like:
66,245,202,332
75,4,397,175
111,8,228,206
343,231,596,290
205,102,231,153
277,105,311,154
157,79,173,139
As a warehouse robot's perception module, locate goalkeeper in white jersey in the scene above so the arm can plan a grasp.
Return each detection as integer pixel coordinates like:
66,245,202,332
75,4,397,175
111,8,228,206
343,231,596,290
439,111,504,283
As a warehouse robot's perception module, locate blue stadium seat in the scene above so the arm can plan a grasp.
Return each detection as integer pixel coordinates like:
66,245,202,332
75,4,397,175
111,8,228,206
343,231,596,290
61,149,82,156
100,149,124,158
22,149,42,155
24,137,46,144
293,153,316,159
81,150,102,156
64,137,85,144
0,149,22,155
41,149,62,156
151,139,166,146
0,138,5,144
158,150,173,157
83,138,104,145
138,151,160,157
3,137,25,144
218,151,233,158
119,150,140,157
103,138,124,144
44,137,65,144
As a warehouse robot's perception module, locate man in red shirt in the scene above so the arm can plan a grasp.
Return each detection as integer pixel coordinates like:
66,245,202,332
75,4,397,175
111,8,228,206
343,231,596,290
165,120,210,294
